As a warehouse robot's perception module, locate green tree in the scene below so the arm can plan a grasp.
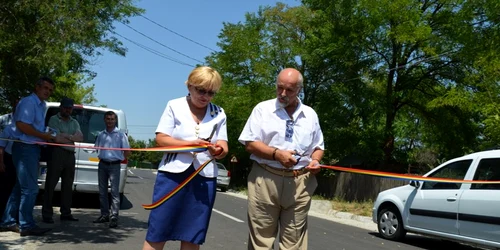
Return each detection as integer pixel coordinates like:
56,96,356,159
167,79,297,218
207,4,316,181
303,0,500,167
208,0,500,175
128,136,163,168
0,0,143,112
128,135,147,164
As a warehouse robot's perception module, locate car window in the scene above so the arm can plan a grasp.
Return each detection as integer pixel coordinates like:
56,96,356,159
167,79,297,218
422,160,471,190
471,158,500,190
217,163,226,171
46,107,117,144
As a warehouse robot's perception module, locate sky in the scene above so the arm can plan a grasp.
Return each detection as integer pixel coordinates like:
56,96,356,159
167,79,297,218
90,0,300,141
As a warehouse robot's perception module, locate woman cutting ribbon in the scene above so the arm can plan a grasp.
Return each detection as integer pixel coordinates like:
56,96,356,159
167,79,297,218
142,66,229,250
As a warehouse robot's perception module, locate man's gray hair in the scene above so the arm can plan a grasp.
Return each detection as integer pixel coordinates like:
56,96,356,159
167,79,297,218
297,73,303,88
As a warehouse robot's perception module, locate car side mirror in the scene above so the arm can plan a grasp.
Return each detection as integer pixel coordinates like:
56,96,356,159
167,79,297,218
409,180,420,188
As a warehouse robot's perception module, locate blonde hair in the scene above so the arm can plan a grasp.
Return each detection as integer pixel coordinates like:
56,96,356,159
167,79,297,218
185,66,222,92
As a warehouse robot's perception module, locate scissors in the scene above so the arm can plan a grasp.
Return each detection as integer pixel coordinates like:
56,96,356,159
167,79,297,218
293,150,308,166
193,124,218,157
202,124,218,142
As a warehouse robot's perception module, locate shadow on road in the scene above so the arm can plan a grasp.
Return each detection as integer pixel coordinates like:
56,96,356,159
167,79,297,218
0,194,146,249
368,232,484,250
38,209,147,246
35,192,134,210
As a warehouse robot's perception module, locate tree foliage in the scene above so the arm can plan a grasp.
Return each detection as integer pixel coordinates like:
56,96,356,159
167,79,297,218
303,0,500,168
128,136,163,167
0,0,143,112
207,0,500,177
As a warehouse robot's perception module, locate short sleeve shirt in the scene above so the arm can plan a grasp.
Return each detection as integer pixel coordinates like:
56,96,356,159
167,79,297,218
48,113,82,152
155,97,228,178
13,93,47,144
95,128,130,161
238,98,324,170
0,123,16,154
0,113,13,133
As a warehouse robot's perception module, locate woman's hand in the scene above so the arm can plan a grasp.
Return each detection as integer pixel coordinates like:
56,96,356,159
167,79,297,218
207,144,223,158
190,139,211,146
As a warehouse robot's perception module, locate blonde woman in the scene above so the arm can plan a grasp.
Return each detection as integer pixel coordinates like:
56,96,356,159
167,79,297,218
143,66,229,250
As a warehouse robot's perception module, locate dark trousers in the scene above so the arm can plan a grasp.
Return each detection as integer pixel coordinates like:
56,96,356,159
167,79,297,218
42,147,76,219
0,152,16,217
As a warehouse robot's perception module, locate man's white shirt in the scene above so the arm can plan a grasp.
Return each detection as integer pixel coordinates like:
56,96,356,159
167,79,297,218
156,97,228,178
238,98,324,170
0,113,13,132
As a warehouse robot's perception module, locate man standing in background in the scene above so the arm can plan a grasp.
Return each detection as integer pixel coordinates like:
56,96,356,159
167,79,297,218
0,77,59,236
93,111,130,228
0,99,19,218
42,97,83,224
0,99,18,132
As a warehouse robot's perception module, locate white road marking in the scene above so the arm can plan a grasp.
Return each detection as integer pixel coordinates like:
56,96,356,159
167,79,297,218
128,169,144,179
213,208,244,223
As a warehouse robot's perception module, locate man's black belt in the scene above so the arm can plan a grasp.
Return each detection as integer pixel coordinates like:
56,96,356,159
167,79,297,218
100,159,121,165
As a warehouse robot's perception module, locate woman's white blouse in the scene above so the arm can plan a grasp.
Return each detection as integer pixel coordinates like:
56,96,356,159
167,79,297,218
155,97,228,177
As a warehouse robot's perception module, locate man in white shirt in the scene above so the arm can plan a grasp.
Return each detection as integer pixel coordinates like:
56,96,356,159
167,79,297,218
0,113,13,132
239,68,325,250
0,99,19,133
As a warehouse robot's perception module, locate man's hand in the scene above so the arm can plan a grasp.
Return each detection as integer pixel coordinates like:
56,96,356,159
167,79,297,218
54,133,65,143
275,149,298,168
68,131,84,142
42,132,54,142
306,159,321,174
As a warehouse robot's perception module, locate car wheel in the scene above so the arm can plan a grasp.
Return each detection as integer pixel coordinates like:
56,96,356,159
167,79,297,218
377,206,406,241
220,187,227,192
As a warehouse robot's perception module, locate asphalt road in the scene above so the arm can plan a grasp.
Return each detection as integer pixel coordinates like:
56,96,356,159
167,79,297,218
0,169,487,250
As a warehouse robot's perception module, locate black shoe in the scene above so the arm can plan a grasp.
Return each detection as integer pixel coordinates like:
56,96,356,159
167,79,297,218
60,215,79,221
93,215,109,223
20,226,51,237
42,217,54,224
0,224,20,233
109,216,118,228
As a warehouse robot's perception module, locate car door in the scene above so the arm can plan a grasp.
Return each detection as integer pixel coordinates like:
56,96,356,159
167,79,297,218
406,159,471,234
458,158,500,243
72,108,107,192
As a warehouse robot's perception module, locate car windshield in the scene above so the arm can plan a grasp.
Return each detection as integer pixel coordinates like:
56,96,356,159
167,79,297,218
46,107,117,144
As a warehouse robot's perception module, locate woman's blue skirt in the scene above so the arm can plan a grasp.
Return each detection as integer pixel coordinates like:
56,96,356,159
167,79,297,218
145,165,216,244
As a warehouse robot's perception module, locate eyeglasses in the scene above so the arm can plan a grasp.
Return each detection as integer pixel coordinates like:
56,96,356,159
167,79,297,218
193,86,216,97
285,119,294,140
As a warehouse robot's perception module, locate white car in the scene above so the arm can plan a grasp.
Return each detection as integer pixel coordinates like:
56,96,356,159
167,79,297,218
216,162,230,192
38,102,129,201
372,149,500,249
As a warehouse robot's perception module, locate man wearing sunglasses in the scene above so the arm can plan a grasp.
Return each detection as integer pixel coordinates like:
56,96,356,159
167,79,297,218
239,68,325,250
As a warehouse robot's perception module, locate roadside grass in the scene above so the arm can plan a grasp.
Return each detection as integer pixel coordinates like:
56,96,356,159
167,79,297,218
231,188,373,217
330,197,373,217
